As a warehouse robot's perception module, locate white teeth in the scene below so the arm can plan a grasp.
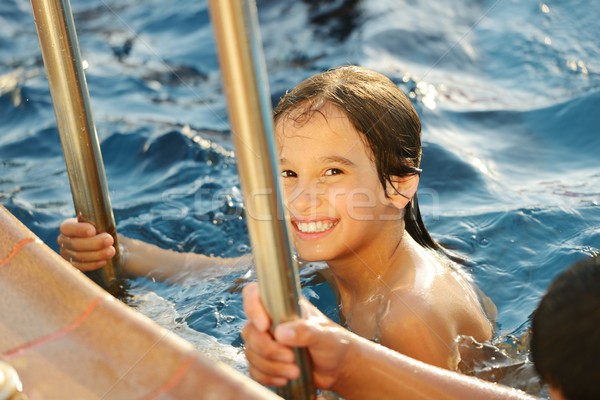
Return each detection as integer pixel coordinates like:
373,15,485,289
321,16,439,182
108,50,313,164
297,221,335,233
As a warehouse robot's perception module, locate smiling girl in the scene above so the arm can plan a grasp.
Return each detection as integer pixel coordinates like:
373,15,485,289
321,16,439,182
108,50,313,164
57,66,493,370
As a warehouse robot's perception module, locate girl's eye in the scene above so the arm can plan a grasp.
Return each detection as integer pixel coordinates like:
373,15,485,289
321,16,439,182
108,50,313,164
281,170,297,178
324,168,343,176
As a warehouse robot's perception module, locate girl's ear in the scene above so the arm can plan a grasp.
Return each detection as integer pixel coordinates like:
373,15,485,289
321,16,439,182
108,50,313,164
386,174,420,209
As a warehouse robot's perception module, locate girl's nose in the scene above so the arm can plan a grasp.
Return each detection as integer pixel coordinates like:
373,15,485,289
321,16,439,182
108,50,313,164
286,178,324,215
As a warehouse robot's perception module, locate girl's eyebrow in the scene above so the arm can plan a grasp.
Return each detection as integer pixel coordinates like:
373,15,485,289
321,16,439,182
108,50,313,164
279,156,356,167
320,156,357,167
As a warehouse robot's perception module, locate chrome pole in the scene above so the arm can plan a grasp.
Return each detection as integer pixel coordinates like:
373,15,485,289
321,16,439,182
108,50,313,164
30,0,124,295
209,1,315,398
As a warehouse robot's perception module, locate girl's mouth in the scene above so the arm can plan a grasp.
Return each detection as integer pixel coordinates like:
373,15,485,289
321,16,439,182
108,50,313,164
292,218,339,239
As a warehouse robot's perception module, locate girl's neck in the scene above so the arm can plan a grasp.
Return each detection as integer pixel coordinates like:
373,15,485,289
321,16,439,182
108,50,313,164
328,228,418,301
330,231,425,340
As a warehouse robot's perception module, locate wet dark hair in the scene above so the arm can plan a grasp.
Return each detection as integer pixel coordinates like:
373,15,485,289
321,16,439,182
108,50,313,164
531,255,600,400
273,65,438,250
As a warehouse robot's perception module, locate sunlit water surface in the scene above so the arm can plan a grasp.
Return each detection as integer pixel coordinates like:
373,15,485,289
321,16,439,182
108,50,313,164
1,0,599,397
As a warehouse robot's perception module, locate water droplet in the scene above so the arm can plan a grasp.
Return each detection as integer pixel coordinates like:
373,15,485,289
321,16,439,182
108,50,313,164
566,59,578,71
212,212,224,224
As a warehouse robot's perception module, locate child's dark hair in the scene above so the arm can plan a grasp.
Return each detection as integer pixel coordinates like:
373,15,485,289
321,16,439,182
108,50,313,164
531,255,600,400
273,65,438,250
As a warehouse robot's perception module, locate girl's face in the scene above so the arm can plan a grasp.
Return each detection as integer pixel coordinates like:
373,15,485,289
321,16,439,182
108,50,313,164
276,103,404,264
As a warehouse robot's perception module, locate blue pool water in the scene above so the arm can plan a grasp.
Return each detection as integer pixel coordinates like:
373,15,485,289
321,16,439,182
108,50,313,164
1,0,599,396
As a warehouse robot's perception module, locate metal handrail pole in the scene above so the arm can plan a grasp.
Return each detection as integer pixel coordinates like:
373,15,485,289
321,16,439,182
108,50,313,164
30,0,123,294
209,1,315,399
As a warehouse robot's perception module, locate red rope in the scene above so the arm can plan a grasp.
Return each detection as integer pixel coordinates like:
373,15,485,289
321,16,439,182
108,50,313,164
3,297,102,358
141,356,195,400
0,237,36,269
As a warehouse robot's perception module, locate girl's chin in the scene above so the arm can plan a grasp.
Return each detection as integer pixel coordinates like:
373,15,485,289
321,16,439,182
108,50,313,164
295,243,333,263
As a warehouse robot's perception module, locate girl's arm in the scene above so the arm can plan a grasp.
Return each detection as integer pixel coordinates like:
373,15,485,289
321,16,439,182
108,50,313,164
122,236,251,281
57,218,251,281
241,283,536,400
